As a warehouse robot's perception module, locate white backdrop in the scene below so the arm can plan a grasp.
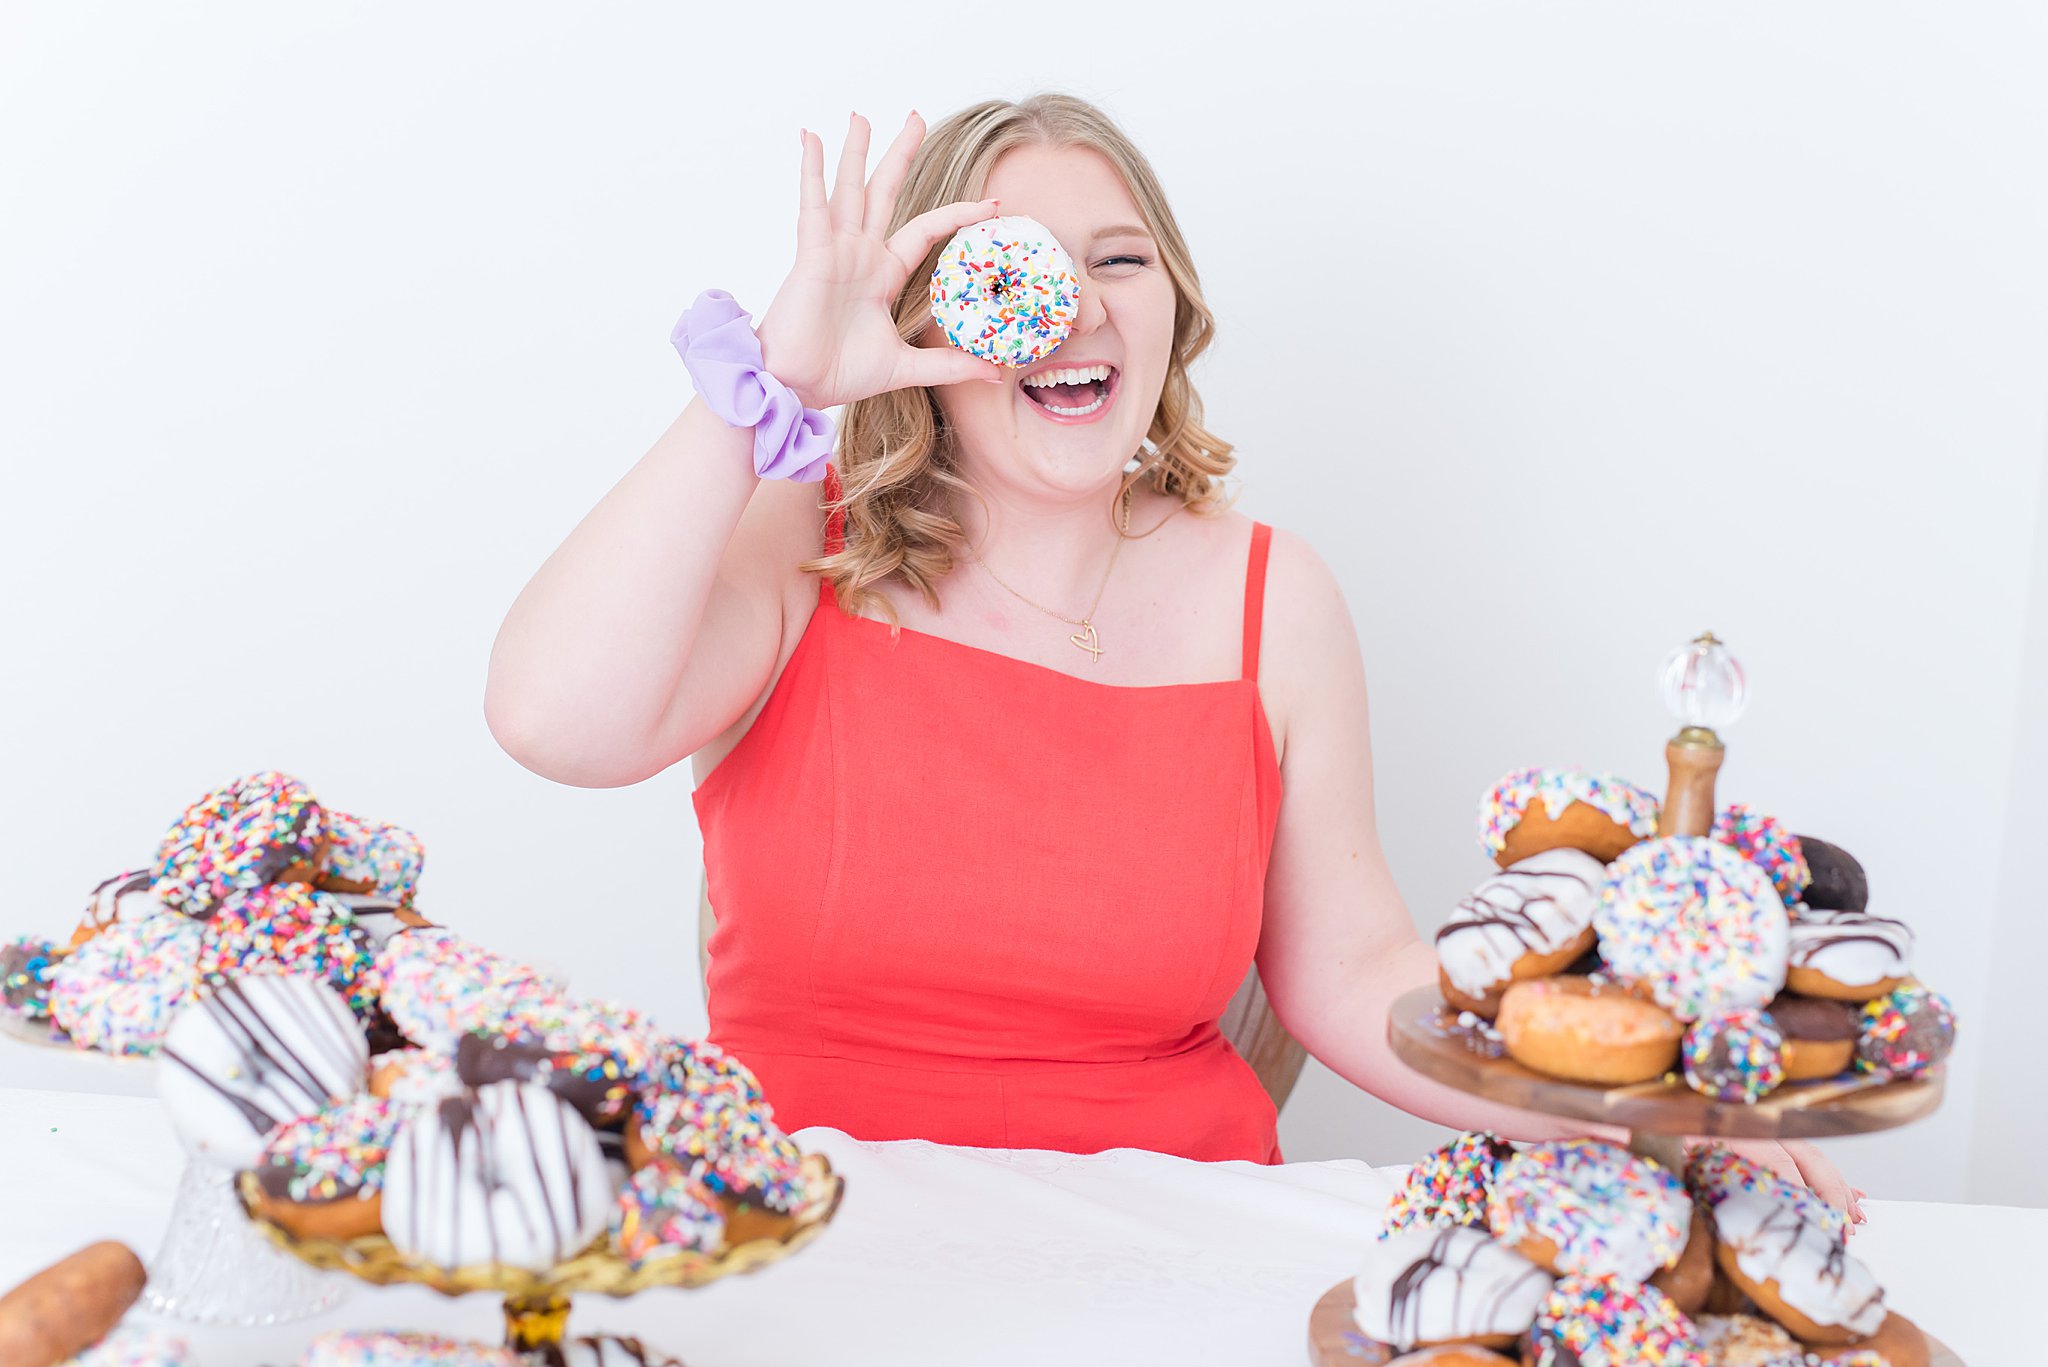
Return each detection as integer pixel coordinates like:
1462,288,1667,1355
4,2,2045,1205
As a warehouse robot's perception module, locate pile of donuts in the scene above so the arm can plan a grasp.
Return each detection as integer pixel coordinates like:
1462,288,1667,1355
1436,768,1957,1102
159,920,830,1273
0,1239,687,1367
1350,1133,1930,1367
0,769,428,1055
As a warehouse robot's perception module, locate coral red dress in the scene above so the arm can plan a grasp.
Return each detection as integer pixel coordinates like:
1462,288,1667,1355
693,467,1286,1163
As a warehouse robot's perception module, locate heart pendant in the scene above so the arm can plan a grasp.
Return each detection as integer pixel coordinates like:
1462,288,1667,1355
1069,621,1103,661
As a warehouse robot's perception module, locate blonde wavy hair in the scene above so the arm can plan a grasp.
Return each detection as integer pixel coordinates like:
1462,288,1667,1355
804,92,1237,622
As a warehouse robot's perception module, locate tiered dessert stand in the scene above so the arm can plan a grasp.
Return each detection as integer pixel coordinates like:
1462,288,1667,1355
1307,634,1964,1366
238,1154,845,1350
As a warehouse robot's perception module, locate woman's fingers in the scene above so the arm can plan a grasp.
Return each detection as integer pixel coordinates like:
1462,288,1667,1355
863,110,925,239
896,340,1007,392
829,112,871,234
886,197,1000,278
797,129,829,250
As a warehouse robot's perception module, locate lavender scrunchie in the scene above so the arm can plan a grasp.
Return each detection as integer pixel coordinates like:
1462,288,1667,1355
671,289,834,484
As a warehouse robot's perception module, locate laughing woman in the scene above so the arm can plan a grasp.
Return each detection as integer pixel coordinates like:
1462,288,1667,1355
485,93,1853,1206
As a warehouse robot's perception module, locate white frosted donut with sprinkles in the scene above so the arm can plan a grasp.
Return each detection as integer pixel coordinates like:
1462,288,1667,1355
1593,836,1789,1022
298,1331,521,1367
1486,1138,1691,1283
928,215,1081,368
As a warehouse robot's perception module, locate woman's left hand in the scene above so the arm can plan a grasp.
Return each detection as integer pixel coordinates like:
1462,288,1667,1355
1715,1138,1867,1234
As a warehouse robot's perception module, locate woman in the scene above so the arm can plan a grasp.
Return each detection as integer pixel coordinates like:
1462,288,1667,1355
485,94,1854,1208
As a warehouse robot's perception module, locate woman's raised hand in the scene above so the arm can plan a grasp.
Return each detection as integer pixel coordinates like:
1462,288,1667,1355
753,112,1007,411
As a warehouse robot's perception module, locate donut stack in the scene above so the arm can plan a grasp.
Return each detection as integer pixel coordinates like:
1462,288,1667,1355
1351,1133,1932,1367
1437,768,1957,1102
148,924,831,1272
1,770,426,1057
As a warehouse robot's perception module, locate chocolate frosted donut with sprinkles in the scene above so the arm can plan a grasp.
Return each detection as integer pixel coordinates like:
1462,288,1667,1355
1476,767,1661,869
1593,836,1789,1022
928,215,1082,368
148,770,327,918
1711,803,1810,904
609,1159,725,1265
1351,1225,1553,1351
1,935,62,1020
315,808,426,905
1855,983,1955,1078
1380,1131,1513,1239
1681,1008,1788,1103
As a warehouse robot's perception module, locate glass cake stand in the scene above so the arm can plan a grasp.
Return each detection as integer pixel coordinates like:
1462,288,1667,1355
236,1154,845,1350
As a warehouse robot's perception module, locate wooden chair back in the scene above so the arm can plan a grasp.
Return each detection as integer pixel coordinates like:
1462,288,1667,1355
696,878,1309,1113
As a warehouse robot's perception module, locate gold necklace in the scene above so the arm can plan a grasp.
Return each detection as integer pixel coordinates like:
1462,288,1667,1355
967,483,1135,662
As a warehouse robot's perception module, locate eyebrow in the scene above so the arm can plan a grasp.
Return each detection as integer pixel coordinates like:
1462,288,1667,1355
1091,224,1154,242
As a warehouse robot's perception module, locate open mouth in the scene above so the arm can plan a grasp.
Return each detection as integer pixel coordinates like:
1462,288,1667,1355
1019,363,1119,422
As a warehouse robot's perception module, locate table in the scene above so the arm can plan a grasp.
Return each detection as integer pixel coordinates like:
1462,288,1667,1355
0,1084,2037,1366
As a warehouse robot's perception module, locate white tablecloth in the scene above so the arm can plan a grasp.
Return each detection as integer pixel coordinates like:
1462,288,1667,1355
0,1074,2037,1366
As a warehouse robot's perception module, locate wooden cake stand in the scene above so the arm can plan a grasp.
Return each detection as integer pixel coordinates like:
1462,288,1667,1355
1303,984,1963,1365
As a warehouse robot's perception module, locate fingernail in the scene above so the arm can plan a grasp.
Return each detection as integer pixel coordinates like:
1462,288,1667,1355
910,108,921,119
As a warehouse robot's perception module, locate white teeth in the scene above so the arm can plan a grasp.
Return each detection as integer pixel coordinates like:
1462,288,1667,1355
1040,393,1108,417
1021,363,1112,389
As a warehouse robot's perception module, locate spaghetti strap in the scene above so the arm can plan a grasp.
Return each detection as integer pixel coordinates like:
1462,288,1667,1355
822,464,847,556
1241,522,1273,682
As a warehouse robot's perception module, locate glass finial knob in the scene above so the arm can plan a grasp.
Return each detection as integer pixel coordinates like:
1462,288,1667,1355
1660,631,1748,731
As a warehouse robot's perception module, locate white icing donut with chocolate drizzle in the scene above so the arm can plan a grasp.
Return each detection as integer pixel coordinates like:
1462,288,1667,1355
1713,1190,1886,1338
1437,849,1606,998
157,975,368,1168
1351,1225,1554,1350
383,1080,611,1272
75,869,169,941
532,1338,684,1367
1788,906,1913,988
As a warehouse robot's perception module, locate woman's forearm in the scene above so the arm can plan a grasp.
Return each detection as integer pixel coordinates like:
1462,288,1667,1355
485,397,761,786
1295,939,1627,1144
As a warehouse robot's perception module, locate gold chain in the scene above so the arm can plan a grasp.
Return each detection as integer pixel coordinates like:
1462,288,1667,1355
966,482,1138,661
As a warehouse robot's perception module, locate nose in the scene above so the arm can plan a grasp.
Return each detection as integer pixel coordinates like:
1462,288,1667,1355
1067,263,1107,338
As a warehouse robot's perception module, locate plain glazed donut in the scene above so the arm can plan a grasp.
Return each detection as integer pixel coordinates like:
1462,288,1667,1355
148,770,327,918
927,215,1082,368
1495,976,1682,1086
1487,1139,1691,1283
1710,1190,1884,1344
1436,849,1606,1018
1594,836,1789,1022
1477,767,1660,868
